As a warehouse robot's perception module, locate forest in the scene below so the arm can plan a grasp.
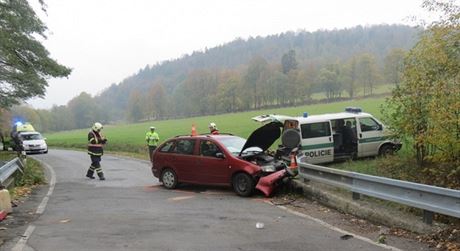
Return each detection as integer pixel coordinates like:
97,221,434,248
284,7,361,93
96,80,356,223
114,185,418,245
1,24,419,132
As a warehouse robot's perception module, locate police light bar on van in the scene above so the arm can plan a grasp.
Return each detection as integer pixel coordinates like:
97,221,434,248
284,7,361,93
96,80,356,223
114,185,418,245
345,107,362,113
303,112,308,118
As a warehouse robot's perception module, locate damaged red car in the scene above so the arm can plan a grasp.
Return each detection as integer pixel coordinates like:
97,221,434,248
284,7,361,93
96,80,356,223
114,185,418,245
151,122,299,197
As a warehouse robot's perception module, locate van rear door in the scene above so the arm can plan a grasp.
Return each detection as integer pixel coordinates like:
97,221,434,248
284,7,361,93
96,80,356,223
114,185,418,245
298,121,334,164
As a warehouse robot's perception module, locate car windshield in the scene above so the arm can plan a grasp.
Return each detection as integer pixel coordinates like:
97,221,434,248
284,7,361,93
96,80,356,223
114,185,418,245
21,133,43,140
218,136,246,155
218,136,263,155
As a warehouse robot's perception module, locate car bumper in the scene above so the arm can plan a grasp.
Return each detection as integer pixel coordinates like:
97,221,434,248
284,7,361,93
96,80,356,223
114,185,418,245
151,165,159,178
24,147,47,154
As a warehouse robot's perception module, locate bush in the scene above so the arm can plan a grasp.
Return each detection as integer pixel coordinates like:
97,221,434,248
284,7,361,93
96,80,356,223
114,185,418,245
14,158,45,187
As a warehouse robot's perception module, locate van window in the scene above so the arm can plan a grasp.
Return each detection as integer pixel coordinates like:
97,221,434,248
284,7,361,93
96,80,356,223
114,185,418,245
359,117,381,132
301,122,331,139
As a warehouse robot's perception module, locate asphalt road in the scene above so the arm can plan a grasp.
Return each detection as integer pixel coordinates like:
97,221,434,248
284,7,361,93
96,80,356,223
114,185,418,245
1,149,401,251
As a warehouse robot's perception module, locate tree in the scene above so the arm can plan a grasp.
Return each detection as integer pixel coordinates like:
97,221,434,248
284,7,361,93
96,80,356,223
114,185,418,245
243,56,269,109
0,0,71,108
317,67,340,101
216,70,241,113
147,82,168,120
67,92,99,128
383,0,459,187
356,53,380,96
384,48,406,87
281,49,298,74
126,91,144,122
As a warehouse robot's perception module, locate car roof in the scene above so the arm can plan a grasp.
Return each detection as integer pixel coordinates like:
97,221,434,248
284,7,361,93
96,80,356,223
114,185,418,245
172,134,240,140
295,112,374,123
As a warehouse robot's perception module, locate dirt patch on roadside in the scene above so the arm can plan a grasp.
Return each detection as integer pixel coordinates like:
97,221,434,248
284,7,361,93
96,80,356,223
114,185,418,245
0,184,47,247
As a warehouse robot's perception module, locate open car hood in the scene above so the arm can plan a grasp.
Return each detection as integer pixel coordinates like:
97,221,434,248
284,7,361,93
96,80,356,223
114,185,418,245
239,121,283,155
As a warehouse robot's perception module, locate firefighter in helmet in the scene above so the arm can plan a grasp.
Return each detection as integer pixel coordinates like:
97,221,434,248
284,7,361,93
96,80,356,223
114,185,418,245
87,122,107,180
209,122,219,135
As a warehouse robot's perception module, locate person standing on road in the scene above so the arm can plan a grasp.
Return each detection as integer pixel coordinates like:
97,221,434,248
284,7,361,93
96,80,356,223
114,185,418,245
145,126,160,162
87,122,107,180
208,122,219,135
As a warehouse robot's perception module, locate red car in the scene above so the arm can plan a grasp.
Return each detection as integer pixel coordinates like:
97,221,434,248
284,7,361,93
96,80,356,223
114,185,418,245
151,122,298,196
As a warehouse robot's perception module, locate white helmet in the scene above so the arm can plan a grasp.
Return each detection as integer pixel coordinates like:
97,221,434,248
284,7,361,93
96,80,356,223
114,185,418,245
150,126,155,130
209,122,217,130
92,122,103,131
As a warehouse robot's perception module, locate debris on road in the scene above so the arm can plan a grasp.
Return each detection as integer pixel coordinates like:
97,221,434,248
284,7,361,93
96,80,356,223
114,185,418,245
59,218,71,223
340,234,353,240
256,222,264,229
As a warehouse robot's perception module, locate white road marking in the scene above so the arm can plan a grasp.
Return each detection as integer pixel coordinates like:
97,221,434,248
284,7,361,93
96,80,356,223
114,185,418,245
36,161,56,214
269,202,404,251
12,159,56,251
11,225,35,251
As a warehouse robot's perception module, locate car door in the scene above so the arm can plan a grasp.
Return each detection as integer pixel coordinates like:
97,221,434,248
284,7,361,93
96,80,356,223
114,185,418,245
357,117,383,157
195,140,230,185
169,139,199,182
299,121,334,164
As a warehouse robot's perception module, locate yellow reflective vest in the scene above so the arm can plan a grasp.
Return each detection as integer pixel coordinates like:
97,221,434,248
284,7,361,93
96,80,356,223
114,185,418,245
145,131,159,146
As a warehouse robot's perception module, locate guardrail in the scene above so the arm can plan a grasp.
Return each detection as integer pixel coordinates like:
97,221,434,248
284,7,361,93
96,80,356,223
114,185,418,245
298,162,460,224
0,157,24,188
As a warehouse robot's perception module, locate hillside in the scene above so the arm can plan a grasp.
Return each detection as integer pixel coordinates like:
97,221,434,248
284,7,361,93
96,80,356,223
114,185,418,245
96,24,419,122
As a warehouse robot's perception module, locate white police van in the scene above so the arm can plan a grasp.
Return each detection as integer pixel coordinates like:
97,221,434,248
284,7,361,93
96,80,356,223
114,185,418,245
253,107,401,164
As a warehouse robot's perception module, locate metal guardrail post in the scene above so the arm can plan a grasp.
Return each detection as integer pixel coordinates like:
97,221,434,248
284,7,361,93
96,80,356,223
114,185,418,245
352,192,361,200
298,162,460,224
423,210,434,225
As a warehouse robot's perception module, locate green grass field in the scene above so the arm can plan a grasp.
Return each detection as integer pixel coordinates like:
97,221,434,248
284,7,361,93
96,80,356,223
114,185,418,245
45,96,388,154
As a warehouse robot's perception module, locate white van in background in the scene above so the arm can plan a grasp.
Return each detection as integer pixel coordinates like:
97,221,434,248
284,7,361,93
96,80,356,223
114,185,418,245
253,107,401,164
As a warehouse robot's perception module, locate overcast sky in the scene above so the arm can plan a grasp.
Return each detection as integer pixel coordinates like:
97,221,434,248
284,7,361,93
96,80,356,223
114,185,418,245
28,0,428,109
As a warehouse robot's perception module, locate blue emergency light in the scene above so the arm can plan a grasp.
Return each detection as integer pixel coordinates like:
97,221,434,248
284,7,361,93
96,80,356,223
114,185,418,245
303,112,308,118
345,107,362,113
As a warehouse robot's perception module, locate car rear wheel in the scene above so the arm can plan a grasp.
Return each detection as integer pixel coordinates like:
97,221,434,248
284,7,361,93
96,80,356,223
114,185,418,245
161,168,177,189
232,173,254,197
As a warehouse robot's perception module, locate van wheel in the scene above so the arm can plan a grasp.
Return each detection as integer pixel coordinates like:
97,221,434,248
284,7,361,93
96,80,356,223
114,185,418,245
379,144,394,156
232,173,254,197
161,168,177,189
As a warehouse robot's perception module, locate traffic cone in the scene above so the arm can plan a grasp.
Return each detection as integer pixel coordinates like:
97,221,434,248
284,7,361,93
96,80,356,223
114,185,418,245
191,124,197,136
289,153,298,169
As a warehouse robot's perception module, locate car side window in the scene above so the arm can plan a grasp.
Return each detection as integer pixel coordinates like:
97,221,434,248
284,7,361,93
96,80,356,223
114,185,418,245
159,140,175,152
359,117,380,132
173,139,196,155
301,122,331,139
200,140,222,158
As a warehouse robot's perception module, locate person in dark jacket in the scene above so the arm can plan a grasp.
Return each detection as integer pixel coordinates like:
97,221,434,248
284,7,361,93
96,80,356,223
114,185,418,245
86,122,107,180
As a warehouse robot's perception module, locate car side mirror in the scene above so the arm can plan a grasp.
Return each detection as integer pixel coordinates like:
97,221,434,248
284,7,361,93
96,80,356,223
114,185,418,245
215,152,225,159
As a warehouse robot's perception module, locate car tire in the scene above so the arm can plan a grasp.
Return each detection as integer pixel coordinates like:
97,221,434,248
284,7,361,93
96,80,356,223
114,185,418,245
232,173,254,197
379,144,394,156
161,168,177,189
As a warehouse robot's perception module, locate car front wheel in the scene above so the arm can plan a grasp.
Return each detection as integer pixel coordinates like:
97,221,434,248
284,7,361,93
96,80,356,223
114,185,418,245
161,168,177,189
232,173,254,197
379,144,394,156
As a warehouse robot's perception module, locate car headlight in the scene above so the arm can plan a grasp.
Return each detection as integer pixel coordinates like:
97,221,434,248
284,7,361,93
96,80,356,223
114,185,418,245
260,164,276,172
